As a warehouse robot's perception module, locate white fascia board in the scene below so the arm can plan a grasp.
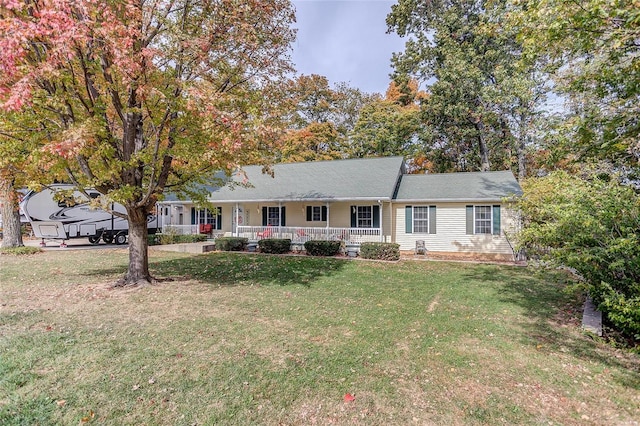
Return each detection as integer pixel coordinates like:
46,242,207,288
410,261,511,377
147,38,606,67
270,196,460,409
394,198,507,203
194,197,393,204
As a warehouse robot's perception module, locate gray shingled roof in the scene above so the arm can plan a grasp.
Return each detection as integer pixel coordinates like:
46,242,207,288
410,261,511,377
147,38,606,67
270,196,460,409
207,156,406,202
394,171,522,202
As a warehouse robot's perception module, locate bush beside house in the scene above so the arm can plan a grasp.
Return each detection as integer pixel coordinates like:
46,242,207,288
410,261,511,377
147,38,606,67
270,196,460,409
154,233,207,245
216,237,248,251
258,238,291,254
360,242,400,261
304,240,342,256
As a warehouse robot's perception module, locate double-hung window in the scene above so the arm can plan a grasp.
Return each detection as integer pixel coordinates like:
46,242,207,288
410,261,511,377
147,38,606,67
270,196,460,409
413,206,430,233
350,205,380,229
192,207,222,230
267,207,280,226
404,205,436,234
196,208,215,225
357,206,372,228
261,206,286,226
474,206,492,234
466,205,501,235
306,205,327,222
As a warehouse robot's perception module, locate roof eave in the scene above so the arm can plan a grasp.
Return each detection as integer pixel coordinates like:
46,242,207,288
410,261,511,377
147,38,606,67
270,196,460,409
393,197,520,203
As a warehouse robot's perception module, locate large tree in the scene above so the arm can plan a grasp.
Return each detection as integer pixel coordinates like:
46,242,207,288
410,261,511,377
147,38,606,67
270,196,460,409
277,74,378,163
387,0,549,176
514,0,639,170
0,113,30,248
349,80,422,163
0,0,295,284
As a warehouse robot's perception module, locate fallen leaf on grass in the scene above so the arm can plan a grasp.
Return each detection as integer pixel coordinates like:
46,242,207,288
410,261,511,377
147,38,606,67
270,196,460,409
56,400,66,407
81,410,95,422
343,393,355,402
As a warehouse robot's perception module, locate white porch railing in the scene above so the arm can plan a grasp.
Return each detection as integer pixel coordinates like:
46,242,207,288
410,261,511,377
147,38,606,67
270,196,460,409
162,224,199,235
236,226,381,244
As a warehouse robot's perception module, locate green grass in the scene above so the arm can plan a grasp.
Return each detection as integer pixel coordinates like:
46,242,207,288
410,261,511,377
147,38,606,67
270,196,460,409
1,250,639,425
0,246,42,255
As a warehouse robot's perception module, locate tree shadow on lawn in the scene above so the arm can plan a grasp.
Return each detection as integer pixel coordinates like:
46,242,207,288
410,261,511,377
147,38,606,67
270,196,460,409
82,252,349,288
465,266,640,389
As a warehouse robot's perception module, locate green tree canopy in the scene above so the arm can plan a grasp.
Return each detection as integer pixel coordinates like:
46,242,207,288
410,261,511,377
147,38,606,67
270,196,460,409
349,81,422,163
514,0,639,168
0,0,295,284
516,170,640,340
387,0,549,175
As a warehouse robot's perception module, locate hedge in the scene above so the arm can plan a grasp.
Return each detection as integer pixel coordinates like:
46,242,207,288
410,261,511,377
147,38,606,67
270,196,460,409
304,240,341,256
258,238,291,254
215,237,248,251
156,233,207,245
359,242,400,261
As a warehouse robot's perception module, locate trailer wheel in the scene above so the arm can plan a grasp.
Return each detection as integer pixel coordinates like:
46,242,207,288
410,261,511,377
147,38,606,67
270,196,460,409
88,235,101,245
115,232,127,245
102,234,114,244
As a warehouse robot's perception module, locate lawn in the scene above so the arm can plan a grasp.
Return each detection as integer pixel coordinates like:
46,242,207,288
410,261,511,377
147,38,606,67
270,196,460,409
1,249,638,425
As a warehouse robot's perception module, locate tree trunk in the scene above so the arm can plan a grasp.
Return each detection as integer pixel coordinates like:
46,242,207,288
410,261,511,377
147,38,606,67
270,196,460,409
474,121,491,172
117,205,152,286
0,175,24,248
517,113,528,180
517,134,527,180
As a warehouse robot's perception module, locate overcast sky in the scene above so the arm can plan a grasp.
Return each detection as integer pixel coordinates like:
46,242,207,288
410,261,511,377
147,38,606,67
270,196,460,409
291,0,406,95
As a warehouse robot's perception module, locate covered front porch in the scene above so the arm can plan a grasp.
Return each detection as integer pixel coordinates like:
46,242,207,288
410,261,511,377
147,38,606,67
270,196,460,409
236,225,382,244
157,199,390,246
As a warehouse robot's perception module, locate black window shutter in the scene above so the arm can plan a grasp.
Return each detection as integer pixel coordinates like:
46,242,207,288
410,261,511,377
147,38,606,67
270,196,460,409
262,207,268,226
281,206,286,226
350,206,356,227
191,207,196,225
306,206,312,221
216,208,222,230
373,205,380,228
405,206,412,234
321,206,327,221
429,206,437,234
466,205,474,234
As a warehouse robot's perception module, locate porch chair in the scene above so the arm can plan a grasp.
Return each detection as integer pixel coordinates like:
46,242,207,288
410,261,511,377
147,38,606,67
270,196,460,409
199,223,213,235
294,228,309,241
257,225,273,239
415,240,427,255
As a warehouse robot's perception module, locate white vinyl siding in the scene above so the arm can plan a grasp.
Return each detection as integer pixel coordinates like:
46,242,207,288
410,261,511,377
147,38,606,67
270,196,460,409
395,203,516,256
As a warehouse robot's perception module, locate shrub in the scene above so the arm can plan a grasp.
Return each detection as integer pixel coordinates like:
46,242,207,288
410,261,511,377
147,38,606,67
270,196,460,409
304,240,341,256
216,237,248,251
360,242,400,261
0,246,42,255
517,171,640,341
157,233,207,245
258,238,291,254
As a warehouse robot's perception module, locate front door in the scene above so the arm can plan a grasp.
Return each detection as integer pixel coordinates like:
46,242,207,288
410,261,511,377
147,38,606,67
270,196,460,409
232,205,245,234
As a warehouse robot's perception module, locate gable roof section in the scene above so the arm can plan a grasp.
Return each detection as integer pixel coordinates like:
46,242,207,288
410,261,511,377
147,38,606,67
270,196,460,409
394,170,522,202
208,156,406,203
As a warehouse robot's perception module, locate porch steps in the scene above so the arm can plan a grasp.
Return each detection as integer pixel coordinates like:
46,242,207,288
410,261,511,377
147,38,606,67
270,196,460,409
151,241,216,254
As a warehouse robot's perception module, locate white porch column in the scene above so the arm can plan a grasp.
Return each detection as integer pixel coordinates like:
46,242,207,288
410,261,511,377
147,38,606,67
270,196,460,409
235,203,239,236
326,202,330,239
278,202,282,238
378,200,383,242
